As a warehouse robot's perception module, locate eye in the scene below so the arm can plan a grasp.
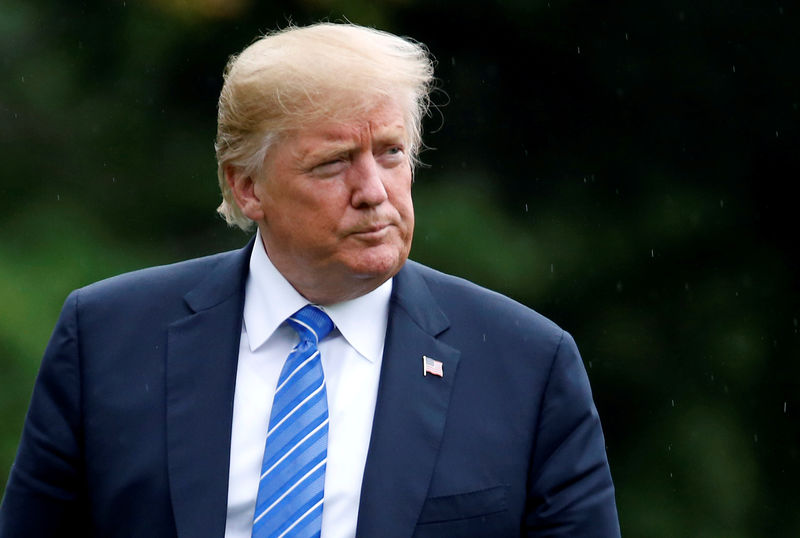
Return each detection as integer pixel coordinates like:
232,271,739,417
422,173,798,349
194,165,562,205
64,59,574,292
386,146,404,156
311,158,347,177
379,145,406,165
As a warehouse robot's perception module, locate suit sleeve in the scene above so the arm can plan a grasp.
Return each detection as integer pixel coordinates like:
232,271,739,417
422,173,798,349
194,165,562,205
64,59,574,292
0,291,89,535
525,331,620,537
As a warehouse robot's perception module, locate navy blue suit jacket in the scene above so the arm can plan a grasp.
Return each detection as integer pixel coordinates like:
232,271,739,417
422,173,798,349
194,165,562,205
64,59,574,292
1,239,619,536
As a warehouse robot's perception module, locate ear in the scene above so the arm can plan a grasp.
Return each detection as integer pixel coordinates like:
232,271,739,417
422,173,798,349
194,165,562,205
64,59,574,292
226,165,265,221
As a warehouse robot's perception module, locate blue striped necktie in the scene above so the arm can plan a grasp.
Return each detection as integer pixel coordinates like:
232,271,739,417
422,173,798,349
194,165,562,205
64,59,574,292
252,305,334,538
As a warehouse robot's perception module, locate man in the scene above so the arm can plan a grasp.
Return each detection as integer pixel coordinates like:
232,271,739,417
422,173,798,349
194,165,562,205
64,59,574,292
0,23,620,537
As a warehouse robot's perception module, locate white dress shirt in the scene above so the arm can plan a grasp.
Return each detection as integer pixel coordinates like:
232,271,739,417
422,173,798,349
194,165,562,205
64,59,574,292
224,235,390,538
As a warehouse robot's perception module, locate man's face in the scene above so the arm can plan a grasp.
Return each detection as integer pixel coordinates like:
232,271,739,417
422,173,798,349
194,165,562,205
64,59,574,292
252,101,414,304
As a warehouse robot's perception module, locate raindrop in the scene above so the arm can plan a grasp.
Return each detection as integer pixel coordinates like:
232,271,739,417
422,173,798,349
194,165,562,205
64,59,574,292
651,249,655,258
577,45,581,54
720,199,724,208
588,361,593,369
451,57,456,66
482,333,486,342
524,203,528,212
616,281,623,292
625,32,630,41
753,434,758,443
671,399,675,407
732,65,736,73
56,194,60,201
20,75,25,83
776,130,779,138
550,263,554,273
684,282,690,291
784,402,787,413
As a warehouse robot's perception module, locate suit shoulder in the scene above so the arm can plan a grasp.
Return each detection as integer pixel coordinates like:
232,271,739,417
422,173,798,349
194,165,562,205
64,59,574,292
402,260,564,338
75,248,243,307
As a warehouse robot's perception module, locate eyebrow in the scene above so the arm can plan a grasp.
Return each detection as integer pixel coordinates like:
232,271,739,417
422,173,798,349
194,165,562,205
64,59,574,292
295,123,407,165
372,124,407,146
295,142,352,166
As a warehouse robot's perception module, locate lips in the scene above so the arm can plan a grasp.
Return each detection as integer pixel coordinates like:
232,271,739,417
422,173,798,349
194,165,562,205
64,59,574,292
349,222,393,238
359,223,389,233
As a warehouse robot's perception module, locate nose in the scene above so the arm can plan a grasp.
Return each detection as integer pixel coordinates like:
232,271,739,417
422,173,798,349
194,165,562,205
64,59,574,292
349,154,389,208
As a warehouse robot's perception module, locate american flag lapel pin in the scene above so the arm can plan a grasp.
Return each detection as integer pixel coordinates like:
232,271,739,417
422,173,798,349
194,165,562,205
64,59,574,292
423,355,443,377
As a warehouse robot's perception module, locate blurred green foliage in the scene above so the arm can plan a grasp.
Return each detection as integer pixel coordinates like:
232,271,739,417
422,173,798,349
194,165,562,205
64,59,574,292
1,0,798,535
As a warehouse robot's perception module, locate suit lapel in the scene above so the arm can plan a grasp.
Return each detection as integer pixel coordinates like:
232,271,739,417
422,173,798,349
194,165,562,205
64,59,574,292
356,262,461,538
166,239,253,538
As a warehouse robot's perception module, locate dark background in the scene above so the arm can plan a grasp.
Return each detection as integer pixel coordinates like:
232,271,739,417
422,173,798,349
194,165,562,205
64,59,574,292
1,0,798,535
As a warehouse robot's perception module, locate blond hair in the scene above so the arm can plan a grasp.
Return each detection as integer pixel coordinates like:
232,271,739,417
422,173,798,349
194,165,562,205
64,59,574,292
214,22,435,229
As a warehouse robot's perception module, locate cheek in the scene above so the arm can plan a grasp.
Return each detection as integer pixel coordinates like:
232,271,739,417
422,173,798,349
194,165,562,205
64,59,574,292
399,189,415,226
399,193,414,222
388,173,414,214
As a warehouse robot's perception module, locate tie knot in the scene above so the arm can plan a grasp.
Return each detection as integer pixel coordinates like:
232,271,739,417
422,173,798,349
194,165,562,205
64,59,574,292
287,305,334,345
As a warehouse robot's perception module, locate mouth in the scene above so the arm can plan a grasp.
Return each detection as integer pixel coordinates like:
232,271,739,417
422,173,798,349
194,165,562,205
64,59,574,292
350,222,392,239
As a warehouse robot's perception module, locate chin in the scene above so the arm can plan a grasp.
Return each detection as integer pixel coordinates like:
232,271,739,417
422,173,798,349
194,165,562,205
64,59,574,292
346,247,408,280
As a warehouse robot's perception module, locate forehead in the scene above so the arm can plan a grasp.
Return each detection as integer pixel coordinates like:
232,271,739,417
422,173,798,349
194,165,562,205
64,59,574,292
289,103,407,152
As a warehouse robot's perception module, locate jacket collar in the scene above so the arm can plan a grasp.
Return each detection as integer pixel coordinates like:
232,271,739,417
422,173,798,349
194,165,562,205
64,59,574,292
356,261,462,538
166,236,254,538
166,246,460,538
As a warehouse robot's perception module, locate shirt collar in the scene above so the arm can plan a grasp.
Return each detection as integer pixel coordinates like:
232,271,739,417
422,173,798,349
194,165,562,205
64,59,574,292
243,233,392,363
